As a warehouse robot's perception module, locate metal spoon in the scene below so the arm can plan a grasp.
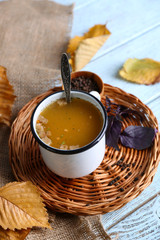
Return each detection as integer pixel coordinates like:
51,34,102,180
61,53,71,103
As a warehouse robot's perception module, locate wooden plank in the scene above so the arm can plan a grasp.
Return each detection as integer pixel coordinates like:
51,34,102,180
55,0,160,108
106,195,160,239
146,96,160,127
56,0,160,59
102,162,160,228
70,0,160,52
82,26,160,105
102,97,160,233
101,84,160,234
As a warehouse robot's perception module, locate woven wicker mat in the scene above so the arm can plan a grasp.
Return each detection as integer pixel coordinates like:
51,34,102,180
9,84,160,215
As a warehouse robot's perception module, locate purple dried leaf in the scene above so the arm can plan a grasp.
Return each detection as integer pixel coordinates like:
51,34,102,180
105,96,111,113
120,125,156,150
106,116,122,151
116,105,122,115
117,105,143,120
115,114,122,121
106,97,142,119
105,96,157,151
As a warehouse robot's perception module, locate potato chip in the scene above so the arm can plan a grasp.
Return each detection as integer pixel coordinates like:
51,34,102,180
67,24,111,71
0,66,16,126
119,58,160,85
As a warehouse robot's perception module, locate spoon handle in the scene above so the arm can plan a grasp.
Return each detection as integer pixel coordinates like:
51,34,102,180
61,53,71,103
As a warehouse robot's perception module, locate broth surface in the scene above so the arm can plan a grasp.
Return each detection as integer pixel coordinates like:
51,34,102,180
36,98,103,150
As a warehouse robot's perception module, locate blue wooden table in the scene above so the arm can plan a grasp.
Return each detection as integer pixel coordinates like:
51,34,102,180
55,0,160,239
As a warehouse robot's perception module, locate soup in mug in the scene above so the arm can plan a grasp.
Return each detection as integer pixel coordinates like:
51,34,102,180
36,98,103,150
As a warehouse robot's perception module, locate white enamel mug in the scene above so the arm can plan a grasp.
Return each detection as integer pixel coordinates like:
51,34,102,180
31,90,108,178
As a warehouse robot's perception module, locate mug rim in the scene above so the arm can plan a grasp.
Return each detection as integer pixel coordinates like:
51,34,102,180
30,90,108,155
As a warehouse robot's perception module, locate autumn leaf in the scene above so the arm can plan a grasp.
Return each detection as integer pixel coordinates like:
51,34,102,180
84,24,110,38
67,36,84,57
0,66,16,126
119,58,160,85
67,24,111,71
0,181,51,231
75,35,109,72
0,226,30,240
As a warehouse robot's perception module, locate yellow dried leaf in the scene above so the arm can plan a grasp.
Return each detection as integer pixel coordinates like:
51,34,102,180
75,35,109,71
67,36,84,71
0,66,16,126
84,24,111,38
0,181,51,230
67,24,111,71
67,36,84,56
119,58,160,85
0,226,30,240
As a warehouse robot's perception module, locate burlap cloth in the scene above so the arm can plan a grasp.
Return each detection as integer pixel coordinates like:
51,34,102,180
0,0,111,239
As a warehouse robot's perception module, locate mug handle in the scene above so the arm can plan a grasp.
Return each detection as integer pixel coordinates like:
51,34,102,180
89,91,101,101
